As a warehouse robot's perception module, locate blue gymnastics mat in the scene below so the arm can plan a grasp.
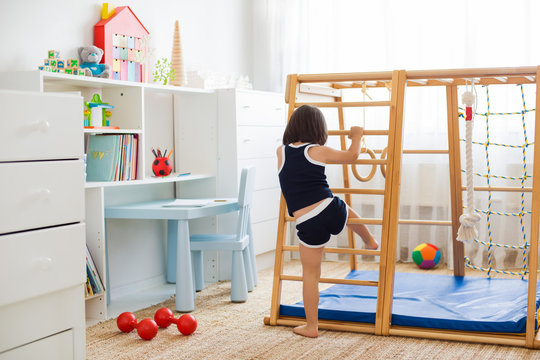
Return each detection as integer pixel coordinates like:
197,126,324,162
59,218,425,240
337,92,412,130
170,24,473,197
279,270,540,333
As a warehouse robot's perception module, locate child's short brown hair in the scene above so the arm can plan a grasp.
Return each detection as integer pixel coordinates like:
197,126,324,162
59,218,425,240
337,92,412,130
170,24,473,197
282,105,328,145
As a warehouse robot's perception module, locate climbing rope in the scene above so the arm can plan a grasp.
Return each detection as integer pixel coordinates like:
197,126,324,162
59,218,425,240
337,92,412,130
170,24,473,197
457,83,482,243
461,84,534,278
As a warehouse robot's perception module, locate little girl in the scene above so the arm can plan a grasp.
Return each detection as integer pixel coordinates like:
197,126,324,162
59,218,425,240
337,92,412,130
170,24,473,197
277,104,379,338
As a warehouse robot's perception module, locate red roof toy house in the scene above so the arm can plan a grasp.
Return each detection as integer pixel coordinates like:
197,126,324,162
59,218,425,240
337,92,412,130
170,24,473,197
94,4,149,82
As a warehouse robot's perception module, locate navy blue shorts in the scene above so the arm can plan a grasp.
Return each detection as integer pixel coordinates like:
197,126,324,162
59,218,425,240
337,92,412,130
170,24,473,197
295,197,348,248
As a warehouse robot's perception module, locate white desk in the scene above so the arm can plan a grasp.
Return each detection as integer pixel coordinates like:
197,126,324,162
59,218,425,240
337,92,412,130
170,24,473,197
104,198,239,312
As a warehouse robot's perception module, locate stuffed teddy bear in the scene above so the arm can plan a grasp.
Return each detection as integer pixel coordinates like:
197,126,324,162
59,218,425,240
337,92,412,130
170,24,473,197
78,46,111,78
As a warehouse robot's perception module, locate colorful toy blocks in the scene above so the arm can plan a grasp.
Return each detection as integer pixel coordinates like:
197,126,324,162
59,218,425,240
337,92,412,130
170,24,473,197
67,59,79,68
48,50,60,59
39,51,85,77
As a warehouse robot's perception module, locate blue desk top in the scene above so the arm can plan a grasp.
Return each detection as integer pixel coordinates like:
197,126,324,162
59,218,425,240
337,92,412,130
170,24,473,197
104,198,239,220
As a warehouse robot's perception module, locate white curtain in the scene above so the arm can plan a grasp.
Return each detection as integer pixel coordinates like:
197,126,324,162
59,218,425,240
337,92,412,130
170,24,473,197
257,0,539,270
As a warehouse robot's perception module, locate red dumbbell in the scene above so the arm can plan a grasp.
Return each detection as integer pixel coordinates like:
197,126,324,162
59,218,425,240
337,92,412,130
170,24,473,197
154,307,197,335
116,312,158,340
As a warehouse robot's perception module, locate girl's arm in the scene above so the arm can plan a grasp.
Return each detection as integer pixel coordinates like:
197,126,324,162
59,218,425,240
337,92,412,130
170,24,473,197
276,145,283,170
310,126,363,163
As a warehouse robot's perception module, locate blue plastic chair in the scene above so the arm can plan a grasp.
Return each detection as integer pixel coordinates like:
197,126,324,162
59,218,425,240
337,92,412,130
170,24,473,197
190,166,256,302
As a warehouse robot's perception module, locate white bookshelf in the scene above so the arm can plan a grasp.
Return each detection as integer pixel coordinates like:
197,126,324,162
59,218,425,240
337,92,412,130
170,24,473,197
0,71,218,323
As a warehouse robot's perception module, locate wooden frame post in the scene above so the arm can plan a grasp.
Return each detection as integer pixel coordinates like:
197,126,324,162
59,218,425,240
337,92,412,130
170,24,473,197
336,96,357,270
375,70,406,335
525,66,540,348
446,85,465,276
269,74,298,325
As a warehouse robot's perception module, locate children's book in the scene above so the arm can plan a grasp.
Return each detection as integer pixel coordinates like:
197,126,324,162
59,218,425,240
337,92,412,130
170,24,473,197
131,135,138,180
86,135,120,181
86,246,104,294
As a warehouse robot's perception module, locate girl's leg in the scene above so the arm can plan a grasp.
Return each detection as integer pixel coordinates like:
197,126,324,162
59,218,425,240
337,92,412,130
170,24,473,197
294,243,325,338
347,206,379,250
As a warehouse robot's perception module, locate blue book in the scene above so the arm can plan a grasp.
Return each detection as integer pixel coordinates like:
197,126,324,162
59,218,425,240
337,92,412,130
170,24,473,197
86,135,120,181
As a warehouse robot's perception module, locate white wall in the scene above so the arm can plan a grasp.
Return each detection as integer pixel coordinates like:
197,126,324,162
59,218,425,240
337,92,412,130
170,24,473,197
0,0,253,81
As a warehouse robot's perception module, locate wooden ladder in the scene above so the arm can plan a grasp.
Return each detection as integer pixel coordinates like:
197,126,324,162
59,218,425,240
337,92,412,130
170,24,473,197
264,70,407,335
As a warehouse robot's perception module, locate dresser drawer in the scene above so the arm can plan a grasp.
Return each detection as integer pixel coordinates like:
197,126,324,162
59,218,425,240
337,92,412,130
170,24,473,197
0,330,73,360
237,126,283,159
0,223,85,307
236,91,285,126
0,160,84,234
0,90,83,162
238,157,279,190
251,188,281,224
0,286,84,356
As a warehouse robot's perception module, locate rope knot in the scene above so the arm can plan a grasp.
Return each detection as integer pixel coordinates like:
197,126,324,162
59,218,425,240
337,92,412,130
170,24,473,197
457,213,482,244
459,213,481,227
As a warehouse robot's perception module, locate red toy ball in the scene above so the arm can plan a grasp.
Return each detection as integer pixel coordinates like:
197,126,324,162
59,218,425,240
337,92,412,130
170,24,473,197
154,307,175,328
137,318,159,340
177,314,197,335
152,157,172,177
117,312,137,333
116,311,158,340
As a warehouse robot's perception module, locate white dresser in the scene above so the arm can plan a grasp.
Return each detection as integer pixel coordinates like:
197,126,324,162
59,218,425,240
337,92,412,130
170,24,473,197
216,89,286,275
0,90,86,359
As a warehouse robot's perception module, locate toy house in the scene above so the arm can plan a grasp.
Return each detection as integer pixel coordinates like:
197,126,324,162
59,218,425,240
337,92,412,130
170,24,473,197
94,4,149,82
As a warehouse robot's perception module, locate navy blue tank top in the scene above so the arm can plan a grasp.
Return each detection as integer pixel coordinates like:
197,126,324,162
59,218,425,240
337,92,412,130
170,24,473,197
278,144,333,216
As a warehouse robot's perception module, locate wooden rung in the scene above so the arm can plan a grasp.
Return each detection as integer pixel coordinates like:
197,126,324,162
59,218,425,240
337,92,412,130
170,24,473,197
295,101,391,108
352,81,378,86
264,316,377,334
331,188,385,195
285,216,383,225
328,159,387,165
399,219,452,226
297,72,394,83
286,217,450,226
372,149,449,154
407,66,537,79
328,130,389,136
281,274,379,287
403,149,449,154
332,81,389,89
282,245,381,256
462,186,532,193
494,76,508,83
389,326,526,347
348,218,383,225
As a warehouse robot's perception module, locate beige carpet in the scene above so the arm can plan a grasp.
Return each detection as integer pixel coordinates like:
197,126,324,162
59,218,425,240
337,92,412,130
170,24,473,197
87,261,540,360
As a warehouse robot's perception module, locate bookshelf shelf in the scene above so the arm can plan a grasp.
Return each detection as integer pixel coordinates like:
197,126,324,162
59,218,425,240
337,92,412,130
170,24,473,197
40,71,212,94
85,292,105,301
85,173,213,188
84,128,143,134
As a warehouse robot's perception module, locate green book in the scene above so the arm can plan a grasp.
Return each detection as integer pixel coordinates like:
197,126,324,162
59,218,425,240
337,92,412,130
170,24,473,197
86,135,120,181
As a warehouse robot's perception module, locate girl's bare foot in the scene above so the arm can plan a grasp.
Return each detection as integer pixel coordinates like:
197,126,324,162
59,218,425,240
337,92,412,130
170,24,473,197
293,324,318,338
365,237,379,250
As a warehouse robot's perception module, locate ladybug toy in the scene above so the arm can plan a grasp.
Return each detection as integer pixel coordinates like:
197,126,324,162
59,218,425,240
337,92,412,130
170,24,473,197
152,148,173,177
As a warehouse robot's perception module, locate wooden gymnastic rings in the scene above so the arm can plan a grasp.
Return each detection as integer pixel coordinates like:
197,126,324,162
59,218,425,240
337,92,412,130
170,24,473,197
351,148,377,182
379,147,387,178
